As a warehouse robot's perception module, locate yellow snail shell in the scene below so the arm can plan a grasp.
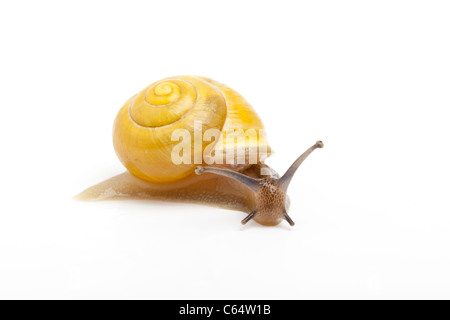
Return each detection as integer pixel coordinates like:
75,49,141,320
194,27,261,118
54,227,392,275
113,75,271,183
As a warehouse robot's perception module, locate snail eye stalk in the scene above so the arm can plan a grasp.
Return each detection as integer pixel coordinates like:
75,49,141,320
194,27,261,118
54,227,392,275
195,166,261,192
278,140,324,192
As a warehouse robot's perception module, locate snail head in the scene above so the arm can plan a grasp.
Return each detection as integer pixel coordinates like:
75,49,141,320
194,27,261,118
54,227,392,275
195,140,324,226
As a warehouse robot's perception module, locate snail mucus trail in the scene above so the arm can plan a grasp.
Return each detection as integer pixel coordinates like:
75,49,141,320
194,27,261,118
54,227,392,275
76,76,323,227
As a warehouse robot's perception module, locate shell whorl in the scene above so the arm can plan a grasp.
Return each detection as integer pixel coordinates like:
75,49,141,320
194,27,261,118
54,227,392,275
130,78,212,128
113,76,271,183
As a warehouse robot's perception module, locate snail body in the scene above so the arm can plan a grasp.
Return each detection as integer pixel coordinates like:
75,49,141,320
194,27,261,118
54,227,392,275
77,76,323,226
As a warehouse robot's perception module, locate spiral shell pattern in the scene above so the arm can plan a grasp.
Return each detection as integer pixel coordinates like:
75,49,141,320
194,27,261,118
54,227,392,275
113,76,270,183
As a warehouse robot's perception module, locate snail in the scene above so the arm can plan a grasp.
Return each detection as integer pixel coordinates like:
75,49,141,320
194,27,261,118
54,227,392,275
76,75,323,226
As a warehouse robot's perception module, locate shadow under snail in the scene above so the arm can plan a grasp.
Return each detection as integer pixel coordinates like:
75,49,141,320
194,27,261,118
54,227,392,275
76,75,323,227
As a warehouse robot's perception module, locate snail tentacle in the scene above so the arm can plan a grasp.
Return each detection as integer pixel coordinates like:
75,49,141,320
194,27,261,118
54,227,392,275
278,140,324,192
195,166,262,192
284,211,295,226
241,209,257,225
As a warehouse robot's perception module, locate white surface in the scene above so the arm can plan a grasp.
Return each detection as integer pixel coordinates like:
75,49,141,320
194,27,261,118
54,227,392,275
1,0,450,299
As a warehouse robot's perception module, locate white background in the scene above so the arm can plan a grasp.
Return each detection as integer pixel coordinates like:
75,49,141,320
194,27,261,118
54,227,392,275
0,0,449,299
